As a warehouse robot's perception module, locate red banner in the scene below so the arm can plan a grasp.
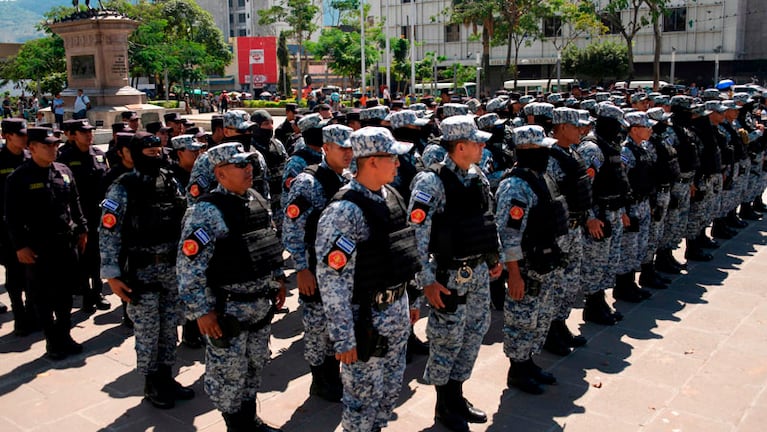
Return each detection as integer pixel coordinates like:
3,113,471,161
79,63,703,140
237,36,278,87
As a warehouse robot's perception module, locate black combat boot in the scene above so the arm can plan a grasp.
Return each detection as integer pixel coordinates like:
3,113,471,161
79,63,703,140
685,237,713,262
648,258,672,284
639,263,668,289
323,356,344,400
158,364,195,401
525,357,556,385
489,273,507,311
711,218,735,239
740,202,763,220
543,321,572,356
406,329,429,357
753,196,767,212
553,319,586,347
613,272,650,303
453,379,487,424
726,209,748,228
144,371,175,409
655,248,682,274
434,383,469,432
245,400,283,432
583,291,618,326
222,409,251,432
697,230,719,249
181,320,203,348
0,300,6,314
309,359,342,402
507,359,543,394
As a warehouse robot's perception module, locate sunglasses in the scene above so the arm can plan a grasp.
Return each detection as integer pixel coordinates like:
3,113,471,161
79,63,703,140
226,160,252,169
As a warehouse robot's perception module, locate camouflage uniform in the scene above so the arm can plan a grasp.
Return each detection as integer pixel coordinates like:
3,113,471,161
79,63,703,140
617,136,652,274
281,114,326,212
421,143,447,167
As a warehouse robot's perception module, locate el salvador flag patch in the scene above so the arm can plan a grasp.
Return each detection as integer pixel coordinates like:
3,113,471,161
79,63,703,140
335,235,356,254
194,228,211,245
413,190,432,204
621,154,629,164
101,198,120,212
197,176,209,188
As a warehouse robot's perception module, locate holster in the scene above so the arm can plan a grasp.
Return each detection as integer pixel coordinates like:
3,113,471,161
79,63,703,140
354,319,388,362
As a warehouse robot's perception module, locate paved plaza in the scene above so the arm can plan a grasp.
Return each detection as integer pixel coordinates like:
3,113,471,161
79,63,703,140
0,195,766,431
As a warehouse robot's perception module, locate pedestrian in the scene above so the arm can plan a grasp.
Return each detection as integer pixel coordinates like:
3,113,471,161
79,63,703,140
5,127,87,360
496,125,568,394
53,93,65,129
73,89,90,120
408,115,502,431
100,131,194,409
177,143,286,432
2,94,11,118
219,90,229,114
315,126,420,432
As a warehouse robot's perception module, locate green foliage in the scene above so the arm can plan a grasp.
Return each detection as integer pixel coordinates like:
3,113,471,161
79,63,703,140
241,99,300,108
441,63,479,86
149,100,179,108
561,40,628,82
0,35,66,94
415,52,447,82
390,38,411,91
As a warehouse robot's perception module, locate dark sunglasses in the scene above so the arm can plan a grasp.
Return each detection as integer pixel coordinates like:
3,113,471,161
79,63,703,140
226,160,252,169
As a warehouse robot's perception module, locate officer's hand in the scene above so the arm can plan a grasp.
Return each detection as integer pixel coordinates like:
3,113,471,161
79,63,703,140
424,282,450,309
507,274,525,301
16,247,37,264
690,184,697,197
621,213,631,228
336,347,358,364
489,262,503,279
77,233,87,254
107,278,132,303
274,281,287,310
197,311,223,339
296,269,317,296
587,218,604,240
409,307,420,325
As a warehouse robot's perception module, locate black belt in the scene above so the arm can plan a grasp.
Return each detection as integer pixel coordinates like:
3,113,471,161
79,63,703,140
568,218,582,229
436,255,485,270
658,184,671,193
596,197,623,211
677,174,694,184
373,283,407,311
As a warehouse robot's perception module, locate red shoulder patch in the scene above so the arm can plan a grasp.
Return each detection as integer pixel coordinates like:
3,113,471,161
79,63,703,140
327,250,348,271
182,239,200,257
410,208,426,224
189,183,200,197
284,177,295,189
285,203,301,219
510,206,524,220
586,167,596,179
102,212,117,229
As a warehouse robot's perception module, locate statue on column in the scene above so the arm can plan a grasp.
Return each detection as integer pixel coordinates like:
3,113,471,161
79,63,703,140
72,0,104,9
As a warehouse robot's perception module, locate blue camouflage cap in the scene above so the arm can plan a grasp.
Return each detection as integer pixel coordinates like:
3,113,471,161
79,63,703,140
476,113,507,130
595,92,611,102
518,95,535,105
653,95,670,106
208,143,256,166
691,104,707,116
440,115,492,142
670,95,694,109
547,93,563,104
705,100,726,114
360,106,390,121
720,100,740,111
466,98,481,113
389,110,430,129
580,99,597,111
223,110,255,131
630,93,649,103
523,102,554,117
298,113,327,132
702,88,722,100
596,102,629,127
442,103,469,118
322,124,353,148
647,107,671,123
564,96,579,107
552,107,581,126
610,94,627,105
170,134,204,151
624,111,654,128
409,103,427,112
577,109,595,126
733,93,752,104
350,126,413,158
485,97,508,113
512,125,557,148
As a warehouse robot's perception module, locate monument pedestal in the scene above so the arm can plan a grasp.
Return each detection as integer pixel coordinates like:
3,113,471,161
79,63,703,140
48,10,164,128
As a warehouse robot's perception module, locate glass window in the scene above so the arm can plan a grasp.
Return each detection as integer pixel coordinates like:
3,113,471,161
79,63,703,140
445,24,460,43
663,7,687,32
543,17,562,38
238,13,246,23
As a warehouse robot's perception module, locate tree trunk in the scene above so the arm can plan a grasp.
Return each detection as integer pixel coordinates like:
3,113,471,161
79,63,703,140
482,26,490,94
626,36,635,84
652,17,661,89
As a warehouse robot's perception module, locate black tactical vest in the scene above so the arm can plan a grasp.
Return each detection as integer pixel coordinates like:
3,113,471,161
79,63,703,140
427,164,499,261
589,135,631,204
548,145,592,216
119,169,186,254
303,164,345,271
722,122,747,162
671,124,701,174
693,118,723,176
393,151,423,203
506,167,568,274
650,129,681,185
624,141,654,200
333,185,421,300
202,191,283,287
254,138,287,201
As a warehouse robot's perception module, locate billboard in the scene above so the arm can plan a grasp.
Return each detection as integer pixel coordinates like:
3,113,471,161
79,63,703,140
236,36,278,88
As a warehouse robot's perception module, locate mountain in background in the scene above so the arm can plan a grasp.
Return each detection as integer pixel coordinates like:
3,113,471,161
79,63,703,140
0,0,75,43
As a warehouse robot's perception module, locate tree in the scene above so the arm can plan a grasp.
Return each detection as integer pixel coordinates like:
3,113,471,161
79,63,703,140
259,0,320,102
562,40,628,83
494,0,546,85
644,0,668,89
602,0,651,83
277,31,292,97
390,37,411,94
0,36,66,95
450,0,498,90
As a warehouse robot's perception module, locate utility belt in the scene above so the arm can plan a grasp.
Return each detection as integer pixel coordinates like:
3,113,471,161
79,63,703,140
208,306,277,349
372,282,407,312
595,196,623,211
434,269,469,313
568,218,582,230
434,254,486,271
657,184,671,193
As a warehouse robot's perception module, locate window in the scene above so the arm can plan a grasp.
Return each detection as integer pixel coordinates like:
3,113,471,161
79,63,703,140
445,24,460,42
664,7,687,32
401,26,409,40
543,17,562,38
238,13,246,23
237,0,245,7
239,29,247,36
230,29,235,37
229,14,234,24
228,0,232,7
600,13,620,35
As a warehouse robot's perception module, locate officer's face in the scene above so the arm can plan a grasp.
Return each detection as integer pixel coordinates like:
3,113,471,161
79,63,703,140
460,140,485,165
129,118,139,131
29,142,58,166
74,129,93,147
3,133,27,155
629,125,652,142
724,109,738,121
323,142,353,172
177,147,201,169
216,161,253,195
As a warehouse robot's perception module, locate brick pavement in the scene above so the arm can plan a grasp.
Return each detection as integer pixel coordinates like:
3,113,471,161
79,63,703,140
0,220,765,431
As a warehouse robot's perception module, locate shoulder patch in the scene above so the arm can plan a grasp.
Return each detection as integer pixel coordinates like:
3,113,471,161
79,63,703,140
586,167,596,178
197,176,209,188
101,198,120,212
285,195,312,220
410,200,430,225
29,182,44,190
284,176,295,190
193,228,212,245
335,235,356,254
101,212,117,229
621,154,629,164
507,198,527,229
182,228,211,259
189,183,201,197
68,160,82,167
323,235,356,272
413,190,433,204
62,173,71,185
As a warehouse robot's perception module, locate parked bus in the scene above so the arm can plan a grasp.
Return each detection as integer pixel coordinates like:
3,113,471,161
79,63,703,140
413,82,477,99
503,78,578,94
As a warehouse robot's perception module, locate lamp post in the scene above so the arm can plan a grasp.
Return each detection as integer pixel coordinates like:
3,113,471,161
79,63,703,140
360,0,366,98
409,2,416,100
476,52,481,98
670,46,676,85
385,0,390,92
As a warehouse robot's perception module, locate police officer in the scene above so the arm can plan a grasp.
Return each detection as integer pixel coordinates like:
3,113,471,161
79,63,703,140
177,143,285,432
168,134,204,190
275,103,298,148
121,110,141,132
282,124,353,402
497,125,568,393
164,113,185,138
0,119,30,331
389,110,429,202
577,103,631,325
315,127,419,432
250,110,288,234
713,100,744,239
6,127,87,359
100,131,193,409
543,108,593,354
281,113,326,209
146,121,173,148
409,115,502,432
613,111,655,302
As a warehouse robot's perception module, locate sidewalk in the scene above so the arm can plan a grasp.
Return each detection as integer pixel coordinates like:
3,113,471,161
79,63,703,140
0,219,766,431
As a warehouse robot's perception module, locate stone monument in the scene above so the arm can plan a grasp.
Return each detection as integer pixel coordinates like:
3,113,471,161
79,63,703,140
47,6,165,130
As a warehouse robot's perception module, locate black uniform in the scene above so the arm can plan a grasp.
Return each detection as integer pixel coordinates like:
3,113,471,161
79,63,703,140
6,159,87,356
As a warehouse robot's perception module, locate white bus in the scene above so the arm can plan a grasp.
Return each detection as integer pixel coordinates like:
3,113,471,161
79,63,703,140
613,80,669,91
503,78,578,94
413,82,477,99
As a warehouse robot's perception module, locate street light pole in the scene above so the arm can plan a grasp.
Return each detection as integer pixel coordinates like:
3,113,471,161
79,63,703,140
360,0,366,98
670,46,676,85
385,0,390,92
410,2,416,101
